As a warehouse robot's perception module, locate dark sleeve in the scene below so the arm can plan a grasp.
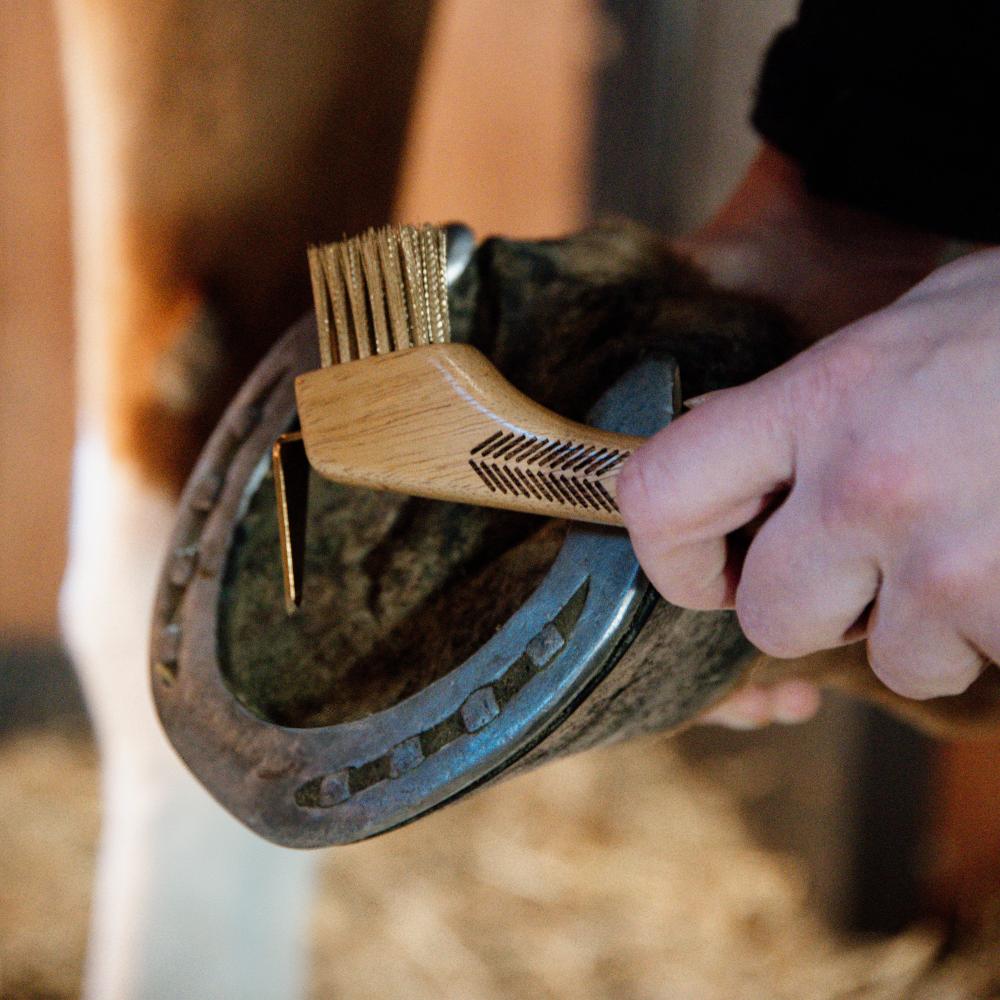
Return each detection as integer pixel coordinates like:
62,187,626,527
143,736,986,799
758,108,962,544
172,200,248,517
752,1,1000,243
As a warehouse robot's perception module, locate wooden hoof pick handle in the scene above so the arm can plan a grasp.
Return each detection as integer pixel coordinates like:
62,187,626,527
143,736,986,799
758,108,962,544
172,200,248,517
295,342,659,526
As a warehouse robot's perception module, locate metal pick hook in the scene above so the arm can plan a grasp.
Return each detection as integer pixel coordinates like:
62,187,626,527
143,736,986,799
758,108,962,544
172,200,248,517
273,431,309,613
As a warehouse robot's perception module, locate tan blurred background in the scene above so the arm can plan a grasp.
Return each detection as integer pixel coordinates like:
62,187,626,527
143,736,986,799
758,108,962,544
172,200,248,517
3,2,1000,998
0,1,75,640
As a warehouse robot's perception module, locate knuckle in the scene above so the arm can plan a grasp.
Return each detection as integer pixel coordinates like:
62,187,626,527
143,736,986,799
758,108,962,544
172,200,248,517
645,562,697,609
908,550,980,610
783,338,876,421
663,584,724,612
735,589,800,659
615,450,657,527
819,448,929,533
866,637,929,698
734,538,815,658
642,542,730,611
923,667,980,698
866,633,980,700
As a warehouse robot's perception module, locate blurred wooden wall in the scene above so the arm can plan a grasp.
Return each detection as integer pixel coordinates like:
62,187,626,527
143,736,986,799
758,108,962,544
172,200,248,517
0,2,75,640
398,0,598,238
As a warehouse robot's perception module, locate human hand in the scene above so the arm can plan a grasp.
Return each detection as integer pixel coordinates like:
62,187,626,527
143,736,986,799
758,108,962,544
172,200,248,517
696,679,821,729
619,248,1000,701
656,144,942,727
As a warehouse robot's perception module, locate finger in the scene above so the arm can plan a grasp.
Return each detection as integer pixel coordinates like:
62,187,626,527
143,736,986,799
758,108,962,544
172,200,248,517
629,536,735,609
867,585,986,699
617,376,795,551
958,616,1000,675
699,681,822,729
924,550,1000,672
627,488,785,609
734,495,880,658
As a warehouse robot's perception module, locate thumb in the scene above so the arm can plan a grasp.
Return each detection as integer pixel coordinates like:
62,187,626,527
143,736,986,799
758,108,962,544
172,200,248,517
616,375,795,608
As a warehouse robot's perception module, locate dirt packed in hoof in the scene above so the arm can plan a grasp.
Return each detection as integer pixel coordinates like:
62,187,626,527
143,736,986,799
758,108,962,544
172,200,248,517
2,726,999,1000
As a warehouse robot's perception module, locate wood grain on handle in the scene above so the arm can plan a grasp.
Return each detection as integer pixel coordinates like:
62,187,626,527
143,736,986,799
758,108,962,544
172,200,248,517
296,343,643,525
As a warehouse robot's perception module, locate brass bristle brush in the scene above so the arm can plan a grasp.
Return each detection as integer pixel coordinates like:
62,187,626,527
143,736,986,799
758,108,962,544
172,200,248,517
273,223,673,611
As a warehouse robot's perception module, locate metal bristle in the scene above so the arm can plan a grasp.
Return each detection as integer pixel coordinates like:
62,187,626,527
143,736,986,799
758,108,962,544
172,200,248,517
420,225,449,344
359,230,390,355
306,245,333,367
324,244,351,364
377,227,411,351
435,227,450,343
339,239,370,359
398,225,428,346
307,223,451,365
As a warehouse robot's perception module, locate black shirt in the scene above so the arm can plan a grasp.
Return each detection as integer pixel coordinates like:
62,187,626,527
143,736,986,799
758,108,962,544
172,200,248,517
753,0,1000,242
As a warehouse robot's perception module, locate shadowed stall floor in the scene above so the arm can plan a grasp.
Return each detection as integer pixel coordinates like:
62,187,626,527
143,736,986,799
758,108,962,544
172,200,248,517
3,722,999,1000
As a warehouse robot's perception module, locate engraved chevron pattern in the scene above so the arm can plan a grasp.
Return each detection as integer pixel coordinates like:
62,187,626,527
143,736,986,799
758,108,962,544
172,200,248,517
468,431,630,512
